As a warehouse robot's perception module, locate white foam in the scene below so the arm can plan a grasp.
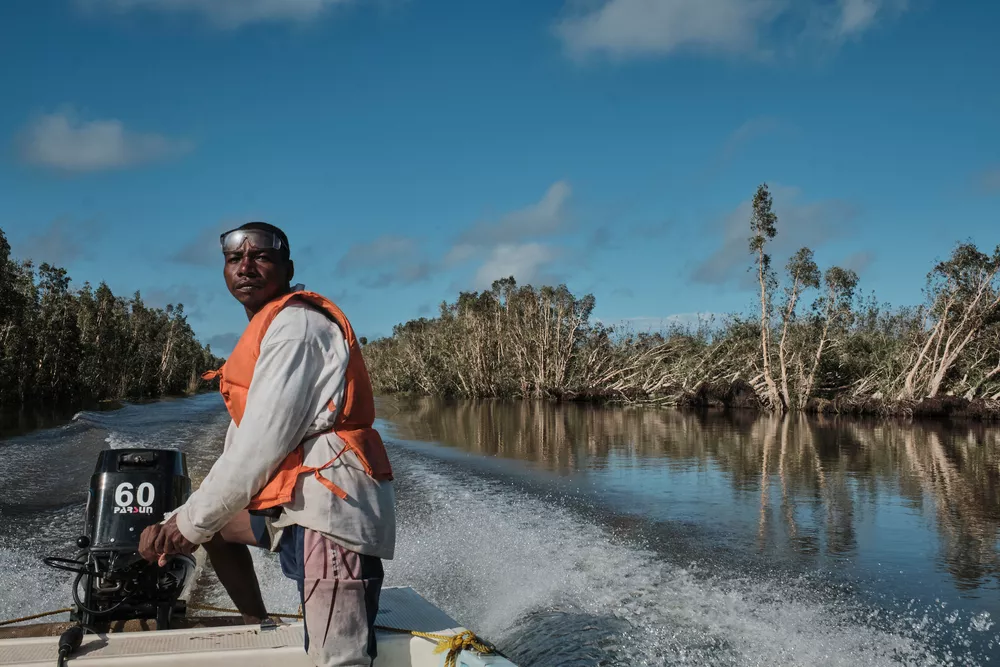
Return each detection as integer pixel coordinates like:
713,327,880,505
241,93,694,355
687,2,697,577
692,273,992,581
105,432,145,450
195,549,303,617
384,451,997,667
0,548,76,623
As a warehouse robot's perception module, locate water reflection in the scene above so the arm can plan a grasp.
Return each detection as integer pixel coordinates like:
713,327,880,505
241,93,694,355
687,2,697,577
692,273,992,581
0,401,120,439
379,396,1000,593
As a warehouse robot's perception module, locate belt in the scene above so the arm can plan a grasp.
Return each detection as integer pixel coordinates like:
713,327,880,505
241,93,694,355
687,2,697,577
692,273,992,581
248,507,283,518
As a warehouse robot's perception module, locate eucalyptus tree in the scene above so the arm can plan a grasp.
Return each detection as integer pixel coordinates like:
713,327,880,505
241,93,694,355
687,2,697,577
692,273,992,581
899,242,1000,400
748,184,783,411
0,225,223,407
799,266,859,404
778,247,821,409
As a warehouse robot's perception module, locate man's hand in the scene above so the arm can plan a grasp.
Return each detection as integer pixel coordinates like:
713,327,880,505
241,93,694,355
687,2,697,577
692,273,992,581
139,515,197,566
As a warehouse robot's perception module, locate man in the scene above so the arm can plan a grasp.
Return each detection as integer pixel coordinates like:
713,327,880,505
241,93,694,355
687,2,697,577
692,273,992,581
139,222,396,667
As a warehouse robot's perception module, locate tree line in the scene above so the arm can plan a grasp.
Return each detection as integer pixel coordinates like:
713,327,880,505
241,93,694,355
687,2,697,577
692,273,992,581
364,183,1000,415
0,227,223,408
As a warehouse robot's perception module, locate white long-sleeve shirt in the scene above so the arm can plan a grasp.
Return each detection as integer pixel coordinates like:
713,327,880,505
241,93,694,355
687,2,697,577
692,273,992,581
174,301,396,559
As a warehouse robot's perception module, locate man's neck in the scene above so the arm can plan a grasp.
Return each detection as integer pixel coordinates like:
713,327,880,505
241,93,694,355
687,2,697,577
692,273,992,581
243,286,293,321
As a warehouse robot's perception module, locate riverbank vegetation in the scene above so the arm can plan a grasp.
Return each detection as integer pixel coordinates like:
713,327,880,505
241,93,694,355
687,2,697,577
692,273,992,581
365,183,1000,417
0,228,223,408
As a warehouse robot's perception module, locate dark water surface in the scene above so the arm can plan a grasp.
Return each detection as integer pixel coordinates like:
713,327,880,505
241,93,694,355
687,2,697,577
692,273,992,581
0,400,123,439
1,393,998,666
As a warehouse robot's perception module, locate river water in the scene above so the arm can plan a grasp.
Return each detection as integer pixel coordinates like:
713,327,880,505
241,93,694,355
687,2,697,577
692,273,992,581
1,393,998,666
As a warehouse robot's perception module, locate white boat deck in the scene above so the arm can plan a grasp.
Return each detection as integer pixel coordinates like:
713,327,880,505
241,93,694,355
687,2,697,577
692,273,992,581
0,587,516,667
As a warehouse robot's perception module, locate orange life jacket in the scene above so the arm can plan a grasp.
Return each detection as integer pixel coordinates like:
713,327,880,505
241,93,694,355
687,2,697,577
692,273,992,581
202,290,393,511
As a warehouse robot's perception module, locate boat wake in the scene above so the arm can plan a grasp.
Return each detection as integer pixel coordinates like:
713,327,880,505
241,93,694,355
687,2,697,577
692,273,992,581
383,445,998,667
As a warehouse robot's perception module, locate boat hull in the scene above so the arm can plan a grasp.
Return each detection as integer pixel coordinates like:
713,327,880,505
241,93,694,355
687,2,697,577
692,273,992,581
0,587,516,667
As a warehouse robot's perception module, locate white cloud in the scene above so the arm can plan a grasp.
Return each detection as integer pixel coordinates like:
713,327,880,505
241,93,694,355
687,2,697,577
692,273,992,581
444,243,479,266
836,0,880,35
458,180,572,246
170,221,237,266
16,218,105,266
326,182,573,292
722,116,784,159
473,243,559,290
977,167,1000,194
19,109,192,172
335,235,432,288
80,0,351,27
337,235,419,273
493,180,571,236
446,181,573,289
702,116,790,179
555,0,910,60
557,0,781,60
842,250,875,276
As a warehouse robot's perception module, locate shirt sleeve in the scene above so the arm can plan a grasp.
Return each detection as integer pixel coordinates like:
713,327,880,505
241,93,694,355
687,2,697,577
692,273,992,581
175,332,333,544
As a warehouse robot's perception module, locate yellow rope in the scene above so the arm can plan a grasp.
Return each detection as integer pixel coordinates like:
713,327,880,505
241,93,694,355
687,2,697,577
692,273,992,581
0,609,72,627
381,627,496,667
0,605,498,665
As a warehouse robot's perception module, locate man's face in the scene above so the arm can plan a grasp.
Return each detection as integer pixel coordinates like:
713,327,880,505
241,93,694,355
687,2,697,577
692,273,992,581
223,240,293,314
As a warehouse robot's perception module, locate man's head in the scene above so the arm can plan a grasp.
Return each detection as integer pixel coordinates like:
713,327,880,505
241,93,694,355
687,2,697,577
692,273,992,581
220,222,295,317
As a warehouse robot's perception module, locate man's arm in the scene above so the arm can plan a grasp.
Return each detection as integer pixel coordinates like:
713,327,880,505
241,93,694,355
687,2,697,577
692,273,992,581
174,331,341,544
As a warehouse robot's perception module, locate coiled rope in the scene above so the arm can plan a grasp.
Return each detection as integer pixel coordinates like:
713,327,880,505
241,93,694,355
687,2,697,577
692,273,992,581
0,604,499,666
400,628,497,667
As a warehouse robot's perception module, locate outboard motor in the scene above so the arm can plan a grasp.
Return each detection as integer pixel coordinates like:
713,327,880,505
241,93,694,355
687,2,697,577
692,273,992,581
45,448,195,631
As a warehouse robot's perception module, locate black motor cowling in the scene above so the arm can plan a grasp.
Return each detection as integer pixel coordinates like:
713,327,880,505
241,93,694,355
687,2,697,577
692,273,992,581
85,449,190,551
45,448,196,631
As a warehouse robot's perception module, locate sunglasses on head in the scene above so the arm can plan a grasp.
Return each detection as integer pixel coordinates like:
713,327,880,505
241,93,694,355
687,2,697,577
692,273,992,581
219,228,285,254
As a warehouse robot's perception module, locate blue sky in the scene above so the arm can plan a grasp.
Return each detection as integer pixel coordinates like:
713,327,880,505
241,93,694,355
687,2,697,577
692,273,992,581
1,0,997,355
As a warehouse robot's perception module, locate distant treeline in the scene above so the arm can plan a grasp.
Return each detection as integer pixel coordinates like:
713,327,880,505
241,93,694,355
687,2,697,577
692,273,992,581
0,227,223,408
365,184,1000,417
